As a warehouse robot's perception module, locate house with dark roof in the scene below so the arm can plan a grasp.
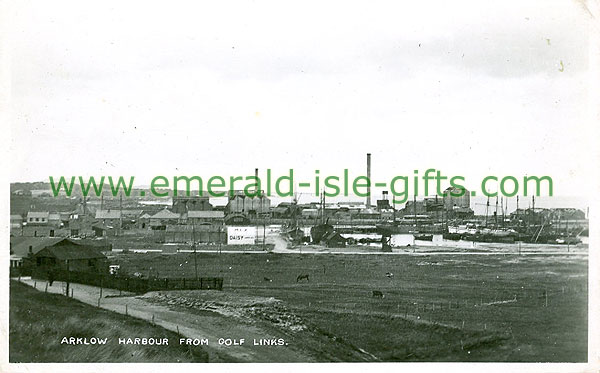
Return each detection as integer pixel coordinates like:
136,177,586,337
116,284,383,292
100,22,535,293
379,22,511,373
32,239,108,273
95,209,122,228
10,237,69,268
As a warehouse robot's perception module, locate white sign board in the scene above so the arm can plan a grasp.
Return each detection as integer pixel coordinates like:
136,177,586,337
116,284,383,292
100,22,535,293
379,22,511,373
227,226,257,245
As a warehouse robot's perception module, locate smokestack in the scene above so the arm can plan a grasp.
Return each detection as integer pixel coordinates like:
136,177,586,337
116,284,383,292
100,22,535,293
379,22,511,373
255,168,259,195
366,153,371,208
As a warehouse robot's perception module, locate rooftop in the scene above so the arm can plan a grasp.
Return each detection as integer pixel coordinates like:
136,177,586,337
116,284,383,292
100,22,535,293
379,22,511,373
95,210,122,219
187,211,225,219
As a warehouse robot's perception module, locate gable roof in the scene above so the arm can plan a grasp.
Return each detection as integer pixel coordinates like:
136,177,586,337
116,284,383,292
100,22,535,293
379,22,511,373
150,209,181,219
35,243,106,260
10,237,69,258
95,210,122,219
121,209,143,217
187,210,224,219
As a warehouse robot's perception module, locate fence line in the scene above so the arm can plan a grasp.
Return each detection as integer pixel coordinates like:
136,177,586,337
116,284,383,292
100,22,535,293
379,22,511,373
31,268,223,293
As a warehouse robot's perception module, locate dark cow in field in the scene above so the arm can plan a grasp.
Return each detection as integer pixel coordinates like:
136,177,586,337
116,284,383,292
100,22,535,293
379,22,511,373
264,277,273,282
372,290,384,298
296,274,309,283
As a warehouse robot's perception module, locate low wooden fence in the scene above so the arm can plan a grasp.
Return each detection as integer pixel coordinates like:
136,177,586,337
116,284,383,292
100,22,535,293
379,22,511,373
31,268,223,293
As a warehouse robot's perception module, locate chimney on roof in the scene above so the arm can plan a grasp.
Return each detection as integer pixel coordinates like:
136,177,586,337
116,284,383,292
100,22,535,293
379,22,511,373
366,153,372,208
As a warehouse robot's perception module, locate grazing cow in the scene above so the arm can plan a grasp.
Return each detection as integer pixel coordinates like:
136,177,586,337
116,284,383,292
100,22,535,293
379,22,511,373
296,274,310,283
385,272,394,279
264,277,273,282
372,290,384,298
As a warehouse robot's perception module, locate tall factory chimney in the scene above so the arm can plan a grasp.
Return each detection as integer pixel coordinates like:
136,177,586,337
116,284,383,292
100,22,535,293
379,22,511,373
366,153,372,208
255,168,259,195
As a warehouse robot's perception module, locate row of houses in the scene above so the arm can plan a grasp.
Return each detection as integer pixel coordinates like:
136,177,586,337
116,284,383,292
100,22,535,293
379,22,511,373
11,208,227,238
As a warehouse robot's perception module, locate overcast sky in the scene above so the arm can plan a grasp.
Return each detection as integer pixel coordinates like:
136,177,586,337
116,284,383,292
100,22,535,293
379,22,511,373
7,1,597,203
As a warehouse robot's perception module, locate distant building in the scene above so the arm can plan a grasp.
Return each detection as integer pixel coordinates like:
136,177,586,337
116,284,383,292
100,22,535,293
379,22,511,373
402,200,427,216
68,213,95,237
94,209,122,229
172,195,212,214
376,191,391,210
149,209,182,228
137,213,152,229
224,213,251,226
26,211,49,225
92,223,117,237
22,225,58,237
184,210,225,225
443,186,471,211
227,191,270,216
376,199,391,210
10,215,23,235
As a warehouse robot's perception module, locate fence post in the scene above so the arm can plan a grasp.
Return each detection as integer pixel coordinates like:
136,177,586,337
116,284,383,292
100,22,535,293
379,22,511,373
100,278,103,298
125,304,128,315
98,297,101,307
71,289,74,298
45,283,48,293
152,314,155,325
34,281,37,289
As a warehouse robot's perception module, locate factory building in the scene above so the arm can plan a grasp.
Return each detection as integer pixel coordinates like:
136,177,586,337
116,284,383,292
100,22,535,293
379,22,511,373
227,190,270,216
172,195,213,214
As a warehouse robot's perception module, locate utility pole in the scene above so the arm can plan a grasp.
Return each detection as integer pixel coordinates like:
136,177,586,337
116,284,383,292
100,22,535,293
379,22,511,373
413,195,417,231
485,196,489,227
495,196,499,227
218,225,222,254
192,225,198,281
263,219,266,251
516,195,519,223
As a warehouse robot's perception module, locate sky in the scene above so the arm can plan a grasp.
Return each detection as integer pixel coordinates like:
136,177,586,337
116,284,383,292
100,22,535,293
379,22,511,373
6,1,598,206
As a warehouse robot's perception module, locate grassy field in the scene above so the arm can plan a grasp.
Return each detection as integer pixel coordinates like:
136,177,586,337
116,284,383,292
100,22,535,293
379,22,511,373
111,250,588,362
9,280,208,363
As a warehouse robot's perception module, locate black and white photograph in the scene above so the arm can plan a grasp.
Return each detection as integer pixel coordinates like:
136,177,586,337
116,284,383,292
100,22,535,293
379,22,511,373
1,0,599,371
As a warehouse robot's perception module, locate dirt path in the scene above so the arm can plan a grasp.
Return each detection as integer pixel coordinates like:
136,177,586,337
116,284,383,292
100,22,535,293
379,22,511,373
16,277,315,362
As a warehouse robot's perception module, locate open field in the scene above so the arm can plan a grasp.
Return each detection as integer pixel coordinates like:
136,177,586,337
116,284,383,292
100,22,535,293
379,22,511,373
111,249,588,362
9,280,208,363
